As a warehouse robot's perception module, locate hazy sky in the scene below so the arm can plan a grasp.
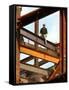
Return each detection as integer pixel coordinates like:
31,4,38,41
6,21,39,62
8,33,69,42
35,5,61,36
21,7,60,43
20,6,60,69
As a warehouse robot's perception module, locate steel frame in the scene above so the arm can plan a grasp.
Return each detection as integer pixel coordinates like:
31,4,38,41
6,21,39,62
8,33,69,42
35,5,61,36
16,6,67,83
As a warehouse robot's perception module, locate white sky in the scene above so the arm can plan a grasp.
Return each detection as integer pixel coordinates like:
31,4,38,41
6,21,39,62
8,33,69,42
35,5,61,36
40,62,55,69
21,7,39,16
20,7,59,69
39,11,60,43
23,10,60,43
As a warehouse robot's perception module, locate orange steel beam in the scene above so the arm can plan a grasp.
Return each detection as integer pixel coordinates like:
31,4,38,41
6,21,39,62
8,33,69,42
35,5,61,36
20,46,59,64
20,55,48,66
20,42,58,58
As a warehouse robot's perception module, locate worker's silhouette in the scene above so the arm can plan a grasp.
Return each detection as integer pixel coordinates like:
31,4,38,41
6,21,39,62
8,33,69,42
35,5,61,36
40,24,48,45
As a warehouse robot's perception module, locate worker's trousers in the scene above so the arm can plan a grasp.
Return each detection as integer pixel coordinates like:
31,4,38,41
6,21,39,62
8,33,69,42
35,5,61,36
41,34,47,45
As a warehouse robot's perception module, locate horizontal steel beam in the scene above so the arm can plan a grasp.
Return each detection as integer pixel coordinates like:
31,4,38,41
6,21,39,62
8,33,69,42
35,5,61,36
20,42,59,58
20,46,59,64
20,56,47,66
20,63,48,77
20,55,48,66
20,28,56,51
20,55,55,67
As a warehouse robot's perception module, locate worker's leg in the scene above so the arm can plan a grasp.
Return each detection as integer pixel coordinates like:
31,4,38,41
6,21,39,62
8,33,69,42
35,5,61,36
41,34,46,44
41,34,47,49
41,34,44,39
45,39,47,45
44,34,47,45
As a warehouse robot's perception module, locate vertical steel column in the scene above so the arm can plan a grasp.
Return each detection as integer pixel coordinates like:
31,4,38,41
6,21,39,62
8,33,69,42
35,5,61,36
34,20,39,66
62,9,67,74
60,8,67,74
60,9,63,75
16,6,22,83
48,9,67,81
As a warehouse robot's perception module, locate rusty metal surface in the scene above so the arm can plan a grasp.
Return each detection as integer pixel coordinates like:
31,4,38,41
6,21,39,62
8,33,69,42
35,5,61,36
20,63,48,77
20,46,59,64
20,28,56,51
20,56,34,63
18,8,61,26
20,42,59,58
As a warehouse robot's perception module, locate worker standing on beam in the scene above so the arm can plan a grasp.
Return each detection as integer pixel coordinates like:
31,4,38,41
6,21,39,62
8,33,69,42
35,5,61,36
40,24,48,46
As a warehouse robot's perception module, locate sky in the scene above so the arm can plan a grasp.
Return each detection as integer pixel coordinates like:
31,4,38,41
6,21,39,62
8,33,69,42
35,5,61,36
21,7,60,43
20,6,60,69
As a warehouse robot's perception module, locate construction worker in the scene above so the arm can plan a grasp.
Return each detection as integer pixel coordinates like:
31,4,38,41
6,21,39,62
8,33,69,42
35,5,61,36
40,24,48,45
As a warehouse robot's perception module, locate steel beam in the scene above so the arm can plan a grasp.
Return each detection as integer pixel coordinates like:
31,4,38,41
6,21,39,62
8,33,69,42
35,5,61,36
18,7,61,26
39,60,48,66
20,46,59,64
20,42,59,58
20,55,48,66
20,63,48,77
20,56,54,67
48,63,61,81
34,20,39,66
20,28,56,51
60,9,67,74
16,6,21,84
61,9,67,73
20,56,34,63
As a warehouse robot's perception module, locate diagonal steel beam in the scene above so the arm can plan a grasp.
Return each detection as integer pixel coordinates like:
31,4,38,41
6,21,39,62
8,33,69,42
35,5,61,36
48,63,61,81
18,8,61,26
39,60,48,66
20,56,34,63
20,28,56,51
20,55,48,66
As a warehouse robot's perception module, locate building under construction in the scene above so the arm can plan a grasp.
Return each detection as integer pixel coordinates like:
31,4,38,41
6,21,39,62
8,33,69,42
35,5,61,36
9,5,67,85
